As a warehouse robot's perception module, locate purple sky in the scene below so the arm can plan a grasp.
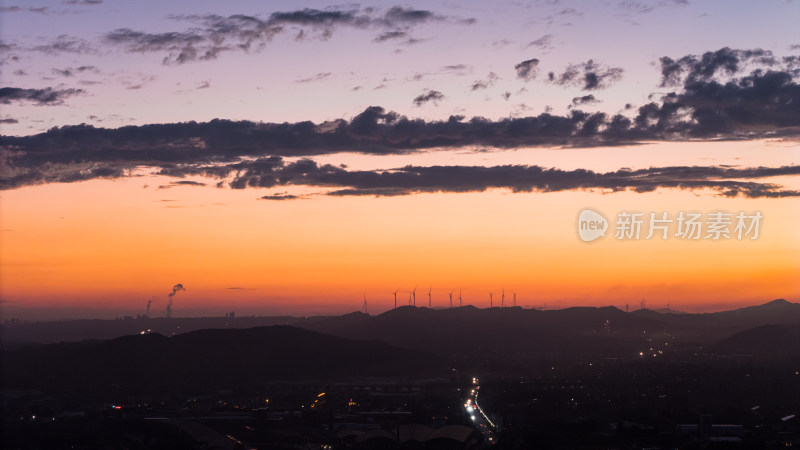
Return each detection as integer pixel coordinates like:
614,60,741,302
2,0,798,134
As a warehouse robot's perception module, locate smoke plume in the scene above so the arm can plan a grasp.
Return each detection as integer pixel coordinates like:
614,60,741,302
166,283,185,318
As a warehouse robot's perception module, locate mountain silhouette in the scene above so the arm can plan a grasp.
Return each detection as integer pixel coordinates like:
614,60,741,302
298,300,800,361
301,305,665,361
3,300,798,362
2,326,445,391
711,324,800,358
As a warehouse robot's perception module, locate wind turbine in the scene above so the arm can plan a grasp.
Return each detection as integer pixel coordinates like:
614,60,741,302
513,291,517,307
449,289,455,308
362,293,368,314
489,291,494,308
458,289,463,307
501,288,505,308
427,287,432,308
392,288,399,309
412,286,417,306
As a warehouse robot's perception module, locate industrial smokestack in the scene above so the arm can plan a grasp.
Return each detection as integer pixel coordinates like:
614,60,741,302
166,283,185,318
146,300,152,316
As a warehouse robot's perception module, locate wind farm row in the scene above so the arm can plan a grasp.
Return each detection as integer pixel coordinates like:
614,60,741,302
362,287,521,313
358,287,659,315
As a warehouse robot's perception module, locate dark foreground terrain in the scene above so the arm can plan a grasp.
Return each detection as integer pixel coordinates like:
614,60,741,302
2,300,799,449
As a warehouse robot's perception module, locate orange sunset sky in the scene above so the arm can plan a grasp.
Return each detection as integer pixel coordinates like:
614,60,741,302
1,1,799,319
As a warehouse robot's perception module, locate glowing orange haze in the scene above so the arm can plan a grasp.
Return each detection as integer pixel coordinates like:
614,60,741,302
2,168,798,319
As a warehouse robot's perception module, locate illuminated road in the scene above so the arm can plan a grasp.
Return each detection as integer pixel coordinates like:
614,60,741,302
464,377,497,445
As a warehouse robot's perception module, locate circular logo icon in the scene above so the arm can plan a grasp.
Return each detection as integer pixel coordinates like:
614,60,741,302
577,208,608,242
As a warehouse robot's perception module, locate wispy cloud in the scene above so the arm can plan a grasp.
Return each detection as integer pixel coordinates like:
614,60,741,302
158,180,207,189
525,34,554,50
102,6,475,65
470,72,498,91
51,65,98,77
618,0,688,15
296,72,332,83
548,60,624,90
31,35,95,55
413,89,444,106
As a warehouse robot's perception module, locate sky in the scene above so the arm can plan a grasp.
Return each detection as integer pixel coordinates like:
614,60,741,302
1,0,799,319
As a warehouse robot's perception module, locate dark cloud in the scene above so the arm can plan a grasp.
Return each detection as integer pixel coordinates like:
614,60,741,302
0,6,49,14
3,136,799,199
4,117,798,197
571,94,597,106
617,0,688,15
373,31,407,42
2,67,798,190
515,58,540,81
268,8,360,26
0,87,85,105
51,65,97,77
636,69,800,138
525,34,553,50
658,47,785,87
157,158,800,199
413,89,444,106
381,6,439,25
397,37,426,46
31,35,94,55
548,60,624,90
0,162,125,188
260,193,301,200
104,28,211,65
0,118,19,124
52,69,72,77
62,0,102,4
643,48,800,137
2,48,799,191
441,64,471,73
0,41,20,65
326,165,800,199
103,6,473,65
470,72,498,91
1,35,94,64
557,8,582,17
158,180,206,189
